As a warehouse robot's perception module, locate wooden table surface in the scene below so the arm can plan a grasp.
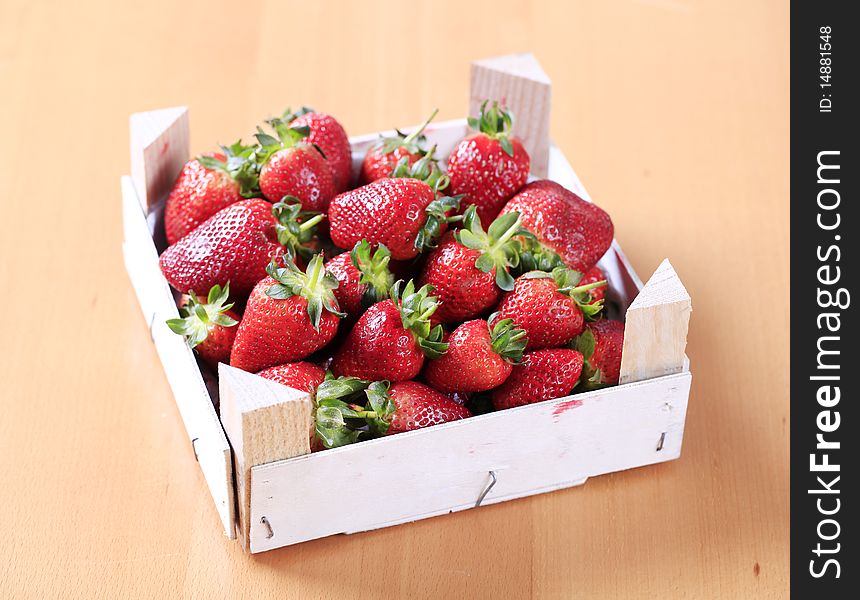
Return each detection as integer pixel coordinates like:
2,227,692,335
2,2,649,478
0,0,789,597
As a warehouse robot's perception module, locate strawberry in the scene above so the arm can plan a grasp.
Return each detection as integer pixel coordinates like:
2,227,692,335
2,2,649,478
256,361,327,394
500,180,613,273
331,280,447,381
286,108,354,193
494,268,607,350
159,198,323,298
418,205,532,322
579,265,608,305
159,199,281,297
359,109,437,184
166,283,239,369
325,240,395,322
447,100,530,224
164,142,258,245
229,255,343,373
572,319,625,386
491,349,584,410
256,117,335,212
328,153,460,260
423,318,527,393
361,380,472,435
516,243,607,305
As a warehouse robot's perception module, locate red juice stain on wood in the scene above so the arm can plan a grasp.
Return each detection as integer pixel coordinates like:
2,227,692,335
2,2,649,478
753,562,760,576
160,141,170,156
552,399,583,422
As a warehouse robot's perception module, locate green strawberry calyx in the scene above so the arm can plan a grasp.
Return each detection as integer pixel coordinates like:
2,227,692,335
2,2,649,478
359,380,397,436
571,328,606,389
313,373,373,449
265,254,346,330
254,116,314,164
197,141,261,198
280,106,315,123
272,197,325,260
456,205,535,291
487,313,528,364
515,237,568,274
166,283,238,348
522,267,608,320
390,280,448,358
468,100,516,157
390,144,447,192
415,193,463,253
350,240,395,308
377,108,439,156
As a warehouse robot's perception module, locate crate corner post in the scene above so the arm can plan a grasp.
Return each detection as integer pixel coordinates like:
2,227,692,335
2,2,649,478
470,53,552,177
129,106,189,212
619,259,692,384
219,364,313,551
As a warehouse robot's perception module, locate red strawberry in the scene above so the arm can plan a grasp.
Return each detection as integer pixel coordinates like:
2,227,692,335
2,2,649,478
159,198,323,298
331,281,447,381
500,180,613,273
256,361,327,394
494,268,607,350
164,143,258,244
572,319,625,385
362,380,471,435
286,108,353,193
159,199,281,297
359,109,437,184
256,117,335,212
579,265,607,305
418,205,532,322
230,255,343,373
328,154,460,260
447,101,530,224
491,349,584,410
166,283,239,369
325,240,394,322
423,318,527,393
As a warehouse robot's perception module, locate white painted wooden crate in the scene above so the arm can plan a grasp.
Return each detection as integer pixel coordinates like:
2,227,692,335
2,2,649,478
121,54,692,553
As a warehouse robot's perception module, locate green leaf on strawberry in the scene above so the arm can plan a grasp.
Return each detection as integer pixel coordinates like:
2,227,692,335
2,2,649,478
390,280,448,358
166,283,238,348
312,374,372,449
265,255,346,330
350,240,395,308
455,205,535,291
378,108,438,156
488,313,528,364
271,196,324,260
467,100,516,157
197,141,261,198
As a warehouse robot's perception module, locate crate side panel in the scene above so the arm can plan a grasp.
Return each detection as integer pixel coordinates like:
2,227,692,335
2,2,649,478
248,371,690,552
121,176,236,539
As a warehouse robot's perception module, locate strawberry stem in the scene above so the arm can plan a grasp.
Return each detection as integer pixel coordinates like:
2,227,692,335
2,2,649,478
403,108,439,145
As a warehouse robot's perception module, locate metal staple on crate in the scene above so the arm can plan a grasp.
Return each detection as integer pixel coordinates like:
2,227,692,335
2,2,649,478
475,471,497,508
260,516,274,539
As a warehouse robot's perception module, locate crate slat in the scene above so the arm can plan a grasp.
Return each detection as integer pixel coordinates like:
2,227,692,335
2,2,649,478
248,370,691,552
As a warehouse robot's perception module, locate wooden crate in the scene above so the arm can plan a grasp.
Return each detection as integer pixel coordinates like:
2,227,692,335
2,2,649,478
121,54,692,553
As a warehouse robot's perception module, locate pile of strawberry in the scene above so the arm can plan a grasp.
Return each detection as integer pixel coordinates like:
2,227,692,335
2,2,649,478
160,103,624,451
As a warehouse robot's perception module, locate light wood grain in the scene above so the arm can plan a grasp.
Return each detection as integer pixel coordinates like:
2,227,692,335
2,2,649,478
129,106,189,211
250,371,690,552
0,0,789,597
620,259,692,384
219,364,312,549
